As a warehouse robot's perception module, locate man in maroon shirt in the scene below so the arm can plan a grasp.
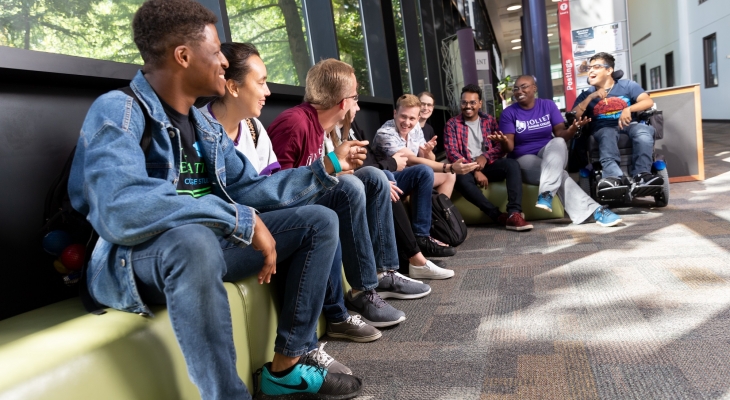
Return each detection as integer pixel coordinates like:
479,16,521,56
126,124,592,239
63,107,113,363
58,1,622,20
269,59,431,329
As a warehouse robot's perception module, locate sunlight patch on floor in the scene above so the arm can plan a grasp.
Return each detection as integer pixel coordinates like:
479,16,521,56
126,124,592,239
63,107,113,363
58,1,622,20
478,223,730,345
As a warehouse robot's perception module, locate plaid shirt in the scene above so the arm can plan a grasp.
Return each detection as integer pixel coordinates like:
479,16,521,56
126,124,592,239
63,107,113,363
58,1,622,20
443,111,504,164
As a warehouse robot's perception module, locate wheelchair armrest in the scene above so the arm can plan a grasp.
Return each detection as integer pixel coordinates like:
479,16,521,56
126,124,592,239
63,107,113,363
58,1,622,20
636,108,656,123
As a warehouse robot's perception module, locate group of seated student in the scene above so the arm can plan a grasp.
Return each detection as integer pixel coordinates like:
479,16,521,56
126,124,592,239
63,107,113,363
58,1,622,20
65,1,660,398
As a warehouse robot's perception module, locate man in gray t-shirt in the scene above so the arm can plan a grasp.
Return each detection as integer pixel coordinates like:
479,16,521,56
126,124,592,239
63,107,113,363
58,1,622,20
465,118,483,160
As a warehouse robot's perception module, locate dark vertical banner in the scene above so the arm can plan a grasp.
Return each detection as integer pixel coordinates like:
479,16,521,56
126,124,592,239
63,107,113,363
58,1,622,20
558,0,576,108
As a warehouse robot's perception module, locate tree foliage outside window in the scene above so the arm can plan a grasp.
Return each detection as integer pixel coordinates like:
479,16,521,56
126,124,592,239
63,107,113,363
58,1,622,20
0,0,144,64
331,0,370,95
225,0,311,87
391,0,411,94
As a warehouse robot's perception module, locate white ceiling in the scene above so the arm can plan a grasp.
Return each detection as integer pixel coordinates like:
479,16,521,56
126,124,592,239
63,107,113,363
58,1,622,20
483,0,561,57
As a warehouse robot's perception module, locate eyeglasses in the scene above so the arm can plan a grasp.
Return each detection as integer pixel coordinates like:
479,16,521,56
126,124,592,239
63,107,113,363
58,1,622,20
421,102,434,108
512,84,534,92
588,64,610,71
340,94,359,103
460,100,480,107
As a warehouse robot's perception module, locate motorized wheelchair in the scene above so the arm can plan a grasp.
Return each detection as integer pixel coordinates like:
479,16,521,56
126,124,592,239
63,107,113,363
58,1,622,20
567,86,669,208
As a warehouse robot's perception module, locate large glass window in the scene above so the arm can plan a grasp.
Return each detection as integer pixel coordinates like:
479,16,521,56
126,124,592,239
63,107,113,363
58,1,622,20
0,0,144,64
703,33,718,88
391,0,411,94
650,66,661,90
225,0,311,86
331,0,370,95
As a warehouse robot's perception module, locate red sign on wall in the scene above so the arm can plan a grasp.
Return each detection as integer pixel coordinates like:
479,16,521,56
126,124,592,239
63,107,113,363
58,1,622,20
558,0,576,109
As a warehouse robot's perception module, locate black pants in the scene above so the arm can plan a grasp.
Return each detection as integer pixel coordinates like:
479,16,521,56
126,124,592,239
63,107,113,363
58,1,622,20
454,157,522,220
393,200,421,273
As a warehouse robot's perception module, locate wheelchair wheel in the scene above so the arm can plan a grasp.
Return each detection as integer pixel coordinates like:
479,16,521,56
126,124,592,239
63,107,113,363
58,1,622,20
653,168,669,207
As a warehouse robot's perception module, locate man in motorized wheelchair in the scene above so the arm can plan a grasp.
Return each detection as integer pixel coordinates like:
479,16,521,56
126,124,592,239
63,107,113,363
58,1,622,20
570,52,665,203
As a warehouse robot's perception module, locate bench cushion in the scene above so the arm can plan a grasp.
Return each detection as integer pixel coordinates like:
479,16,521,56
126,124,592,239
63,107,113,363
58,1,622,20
451,181,564,224
0,276,331,400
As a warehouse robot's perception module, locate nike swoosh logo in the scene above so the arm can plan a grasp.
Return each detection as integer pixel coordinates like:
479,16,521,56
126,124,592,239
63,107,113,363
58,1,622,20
268,377,308,391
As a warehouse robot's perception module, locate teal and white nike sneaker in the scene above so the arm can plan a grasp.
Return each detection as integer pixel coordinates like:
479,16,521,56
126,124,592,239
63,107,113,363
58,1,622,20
255,362,362,399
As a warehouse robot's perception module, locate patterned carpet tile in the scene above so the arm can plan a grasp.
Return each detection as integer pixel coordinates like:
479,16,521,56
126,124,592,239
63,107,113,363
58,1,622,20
333,126,730,399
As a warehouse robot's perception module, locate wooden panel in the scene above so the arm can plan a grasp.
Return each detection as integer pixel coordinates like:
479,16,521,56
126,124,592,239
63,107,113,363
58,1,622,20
649,84,704,182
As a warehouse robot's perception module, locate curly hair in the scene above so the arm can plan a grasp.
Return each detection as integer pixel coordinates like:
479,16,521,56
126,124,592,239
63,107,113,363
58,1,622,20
461,84,482,100
133,0,218,68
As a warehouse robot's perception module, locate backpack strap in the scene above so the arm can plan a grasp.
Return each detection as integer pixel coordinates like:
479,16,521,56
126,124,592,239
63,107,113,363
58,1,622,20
119,86,154,154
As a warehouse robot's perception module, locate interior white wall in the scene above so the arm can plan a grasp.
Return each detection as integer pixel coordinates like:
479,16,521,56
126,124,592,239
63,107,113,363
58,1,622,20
503,53,523,79
628,0,729,120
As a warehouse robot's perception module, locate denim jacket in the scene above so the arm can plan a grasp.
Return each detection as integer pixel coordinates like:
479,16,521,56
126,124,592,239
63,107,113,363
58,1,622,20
68,71,338,315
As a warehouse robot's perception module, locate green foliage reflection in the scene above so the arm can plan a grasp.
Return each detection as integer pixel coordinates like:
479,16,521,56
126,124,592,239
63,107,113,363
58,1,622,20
331,0,370,95
391,0,410,94
225,0,310,87
0,0,144,64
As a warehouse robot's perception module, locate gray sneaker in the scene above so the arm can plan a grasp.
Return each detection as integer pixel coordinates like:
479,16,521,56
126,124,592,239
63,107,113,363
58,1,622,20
327,315,382,343
345,289,406,327
376,271,432,299
299,342,352,375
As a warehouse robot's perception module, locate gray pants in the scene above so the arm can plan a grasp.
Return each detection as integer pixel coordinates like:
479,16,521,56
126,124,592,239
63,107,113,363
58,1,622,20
516,137,600,224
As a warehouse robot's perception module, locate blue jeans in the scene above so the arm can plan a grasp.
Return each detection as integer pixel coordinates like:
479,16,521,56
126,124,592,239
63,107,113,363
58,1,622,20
392,164,434,238
131,206,339,400
309,241,349,351
314,166,399,291
593,123,655,178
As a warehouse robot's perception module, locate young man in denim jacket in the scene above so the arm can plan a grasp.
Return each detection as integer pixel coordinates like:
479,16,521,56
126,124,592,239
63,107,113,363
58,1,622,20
68,1,364,399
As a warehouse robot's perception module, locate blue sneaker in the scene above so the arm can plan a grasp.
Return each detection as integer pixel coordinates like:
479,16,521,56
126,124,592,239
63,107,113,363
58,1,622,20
535,191,553,212
593,205,622,227
256,362,362,399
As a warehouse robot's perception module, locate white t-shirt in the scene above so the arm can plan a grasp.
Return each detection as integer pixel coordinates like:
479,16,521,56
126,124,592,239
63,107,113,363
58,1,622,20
200,106,280,175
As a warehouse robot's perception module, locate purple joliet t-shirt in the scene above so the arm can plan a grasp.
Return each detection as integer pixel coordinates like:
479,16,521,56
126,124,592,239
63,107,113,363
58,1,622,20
499,98,564,159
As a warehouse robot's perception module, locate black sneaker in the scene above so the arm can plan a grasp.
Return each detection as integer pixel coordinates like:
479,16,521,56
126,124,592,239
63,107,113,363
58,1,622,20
416,236,456,257
633,172,663,186
596,176,630,199
631,172,664,197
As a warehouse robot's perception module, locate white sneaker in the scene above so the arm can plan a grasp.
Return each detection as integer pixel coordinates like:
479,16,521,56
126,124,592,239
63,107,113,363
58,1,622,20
408,260,455,280
379,270,423,284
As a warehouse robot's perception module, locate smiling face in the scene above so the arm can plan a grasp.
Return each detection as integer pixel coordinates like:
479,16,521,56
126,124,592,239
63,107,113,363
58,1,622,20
419,94,434,120
394,105,421,136
460,92,482,121
186,24,229,97
513,76,536,106
228,55,270,119
587,58,613,87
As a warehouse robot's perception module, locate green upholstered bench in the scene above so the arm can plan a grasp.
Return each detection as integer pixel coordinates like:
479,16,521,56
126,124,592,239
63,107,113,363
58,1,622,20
0,275,328,400
451,181,564,224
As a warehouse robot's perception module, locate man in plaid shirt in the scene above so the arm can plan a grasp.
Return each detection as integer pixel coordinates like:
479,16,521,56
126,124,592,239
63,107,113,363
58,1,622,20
444,84,532,231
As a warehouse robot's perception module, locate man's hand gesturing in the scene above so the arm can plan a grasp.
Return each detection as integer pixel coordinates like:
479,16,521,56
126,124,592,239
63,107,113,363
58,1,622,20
333,140,369,171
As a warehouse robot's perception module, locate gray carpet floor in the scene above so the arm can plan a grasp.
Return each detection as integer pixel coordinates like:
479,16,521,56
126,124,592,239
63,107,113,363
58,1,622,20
324,122,730,400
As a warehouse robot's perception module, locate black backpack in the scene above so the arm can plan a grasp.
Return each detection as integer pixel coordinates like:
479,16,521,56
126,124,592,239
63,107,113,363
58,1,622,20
41,86,153,314
429,193,468,247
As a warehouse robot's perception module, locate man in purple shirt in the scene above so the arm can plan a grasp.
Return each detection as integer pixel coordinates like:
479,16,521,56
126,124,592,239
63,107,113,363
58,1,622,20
497,75,622,227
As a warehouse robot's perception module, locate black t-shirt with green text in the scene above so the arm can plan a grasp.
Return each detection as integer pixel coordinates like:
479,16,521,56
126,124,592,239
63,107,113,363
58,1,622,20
160,99,212,198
